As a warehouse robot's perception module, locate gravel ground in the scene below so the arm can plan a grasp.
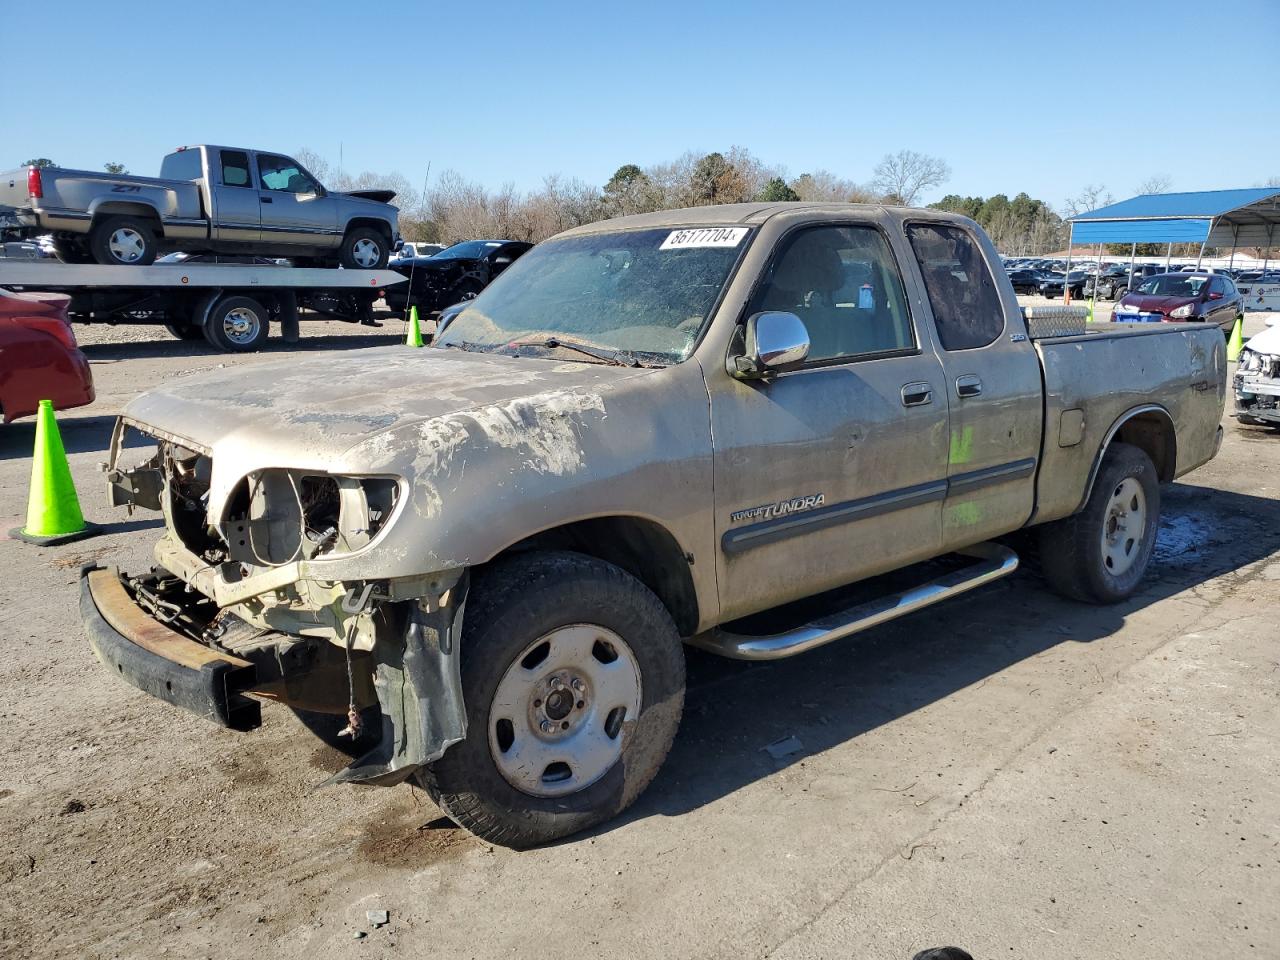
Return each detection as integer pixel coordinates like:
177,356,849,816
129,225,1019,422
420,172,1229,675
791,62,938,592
0,309,1276,960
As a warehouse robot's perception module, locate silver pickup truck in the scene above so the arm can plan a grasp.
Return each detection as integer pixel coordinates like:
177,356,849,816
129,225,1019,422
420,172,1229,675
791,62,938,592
81,203,1225,848
0,146,398,268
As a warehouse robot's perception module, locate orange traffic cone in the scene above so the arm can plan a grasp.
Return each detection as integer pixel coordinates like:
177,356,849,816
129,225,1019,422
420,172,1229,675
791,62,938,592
10,400,98,545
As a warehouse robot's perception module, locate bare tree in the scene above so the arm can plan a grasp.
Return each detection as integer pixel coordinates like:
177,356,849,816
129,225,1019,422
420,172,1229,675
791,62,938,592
1136,174,1172,195
1064,184,1114,218
790,169,875,203
871,150,950,206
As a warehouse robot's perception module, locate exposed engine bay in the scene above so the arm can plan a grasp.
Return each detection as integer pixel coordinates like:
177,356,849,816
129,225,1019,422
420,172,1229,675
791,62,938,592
1235,329,1280,426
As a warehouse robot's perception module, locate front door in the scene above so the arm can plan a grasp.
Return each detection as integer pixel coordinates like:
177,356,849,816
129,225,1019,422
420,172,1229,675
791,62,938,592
709,223,950,623
904,222,1043,549
254,153,339,248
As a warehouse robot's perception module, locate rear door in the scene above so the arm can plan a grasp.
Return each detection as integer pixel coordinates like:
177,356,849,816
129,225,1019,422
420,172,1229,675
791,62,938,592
210,149,261,243
254,153,339,247
904,221,1044,549
709,222,950,622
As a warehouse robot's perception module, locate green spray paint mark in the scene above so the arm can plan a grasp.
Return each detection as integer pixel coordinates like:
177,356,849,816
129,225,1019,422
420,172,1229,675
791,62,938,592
948,501,982,527
949,425,974,466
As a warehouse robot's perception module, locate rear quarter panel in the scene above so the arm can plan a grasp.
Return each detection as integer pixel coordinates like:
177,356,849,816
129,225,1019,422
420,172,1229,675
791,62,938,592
36,169,205,238
1031,324,1225,524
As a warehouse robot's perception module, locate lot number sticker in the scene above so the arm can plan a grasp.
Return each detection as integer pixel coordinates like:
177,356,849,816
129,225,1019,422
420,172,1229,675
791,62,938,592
659,227,749,250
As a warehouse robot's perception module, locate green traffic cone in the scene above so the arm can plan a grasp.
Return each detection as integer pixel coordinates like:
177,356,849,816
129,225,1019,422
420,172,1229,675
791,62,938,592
11,400,98,545
406,305,423,348
1227,317,1244,363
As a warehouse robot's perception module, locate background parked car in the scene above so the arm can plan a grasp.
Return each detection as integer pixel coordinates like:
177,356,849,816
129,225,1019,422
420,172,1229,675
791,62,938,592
392,241,445,261
1007,268,1050,294
385,239,532,313
0,290,94,422
1039,270,1091,299
1112,272,1243,332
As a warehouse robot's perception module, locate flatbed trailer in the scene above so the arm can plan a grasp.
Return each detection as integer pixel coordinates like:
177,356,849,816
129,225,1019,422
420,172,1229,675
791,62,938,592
0,261,407,352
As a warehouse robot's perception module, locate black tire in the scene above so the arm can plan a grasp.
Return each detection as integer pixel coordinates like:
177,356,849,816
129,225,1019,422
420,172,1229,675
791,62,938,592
419,551,685,848
164,322,204,341
88,215,158,266
1113,286,1127,300
337,226,390,269
201,295,270,352
1038,442,1160,604
51,238,94,264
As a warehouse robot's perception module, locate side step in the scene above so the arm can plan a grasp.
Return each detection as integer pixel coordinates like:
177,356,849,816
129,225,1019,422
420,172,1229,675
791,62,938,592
690,542,1019,661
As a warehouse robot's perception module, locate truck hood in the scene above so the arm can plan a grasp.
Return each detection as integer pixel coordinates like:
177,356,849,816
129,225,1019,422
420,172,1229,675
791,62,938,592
1244,323,1280,357
123,346,652,470
339,189,396,204
1122,294,1197,313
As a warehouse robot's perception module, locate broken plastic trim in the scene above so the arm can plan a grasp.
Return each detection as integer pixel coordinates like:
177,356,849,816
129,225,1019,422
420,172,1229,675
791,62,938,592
323,570,469,787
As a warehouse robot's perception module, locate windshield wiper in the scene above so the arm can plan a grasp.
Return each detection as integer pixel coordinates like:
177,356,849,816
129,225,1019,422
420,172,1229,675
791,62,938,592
512,336,641,368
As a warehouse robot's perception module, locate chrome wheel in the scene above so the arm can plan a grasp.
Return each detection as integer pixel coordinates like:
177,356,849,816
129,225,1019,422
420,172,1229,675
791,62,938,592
351,237,381,268
1101,477,1147,576
108,227,146,263
488,624,642,798
222,306,262,345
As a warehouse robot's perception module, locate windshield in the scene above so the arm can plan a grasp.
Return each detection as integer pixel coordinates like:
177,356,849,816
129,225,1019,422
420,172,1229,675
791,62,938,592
436,226,751,363
435,240,504,260
1137,275,1206,297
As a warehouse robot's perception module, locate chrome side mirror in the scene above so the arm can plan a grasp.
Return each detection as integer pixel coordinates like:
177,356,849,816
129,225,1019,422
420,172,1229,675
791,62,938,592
729,311,810,380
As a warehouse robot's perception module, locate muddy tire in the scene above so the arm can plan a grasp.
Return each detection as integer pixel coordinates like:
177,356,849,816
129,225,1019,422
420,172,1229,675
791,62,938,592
1038,442,1160,604
88,215,158,266
419,551,685,849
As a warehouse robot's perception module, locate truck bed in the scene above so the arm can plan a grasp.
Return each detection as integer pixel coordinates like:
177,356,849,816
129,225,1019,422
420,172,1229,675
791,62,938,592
1031,321,1226,523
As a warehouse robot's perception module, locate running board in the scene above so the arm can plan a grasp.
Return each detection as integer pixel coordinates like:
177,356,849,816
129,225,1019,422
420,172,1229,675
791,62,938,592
690,542,1019,661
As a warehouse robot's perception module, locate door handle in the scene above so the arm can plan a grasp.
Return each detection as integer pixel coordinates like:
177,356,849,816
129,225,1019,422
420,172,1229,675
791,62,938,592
956,375,983,398
260,196,273,203
901,382,933,407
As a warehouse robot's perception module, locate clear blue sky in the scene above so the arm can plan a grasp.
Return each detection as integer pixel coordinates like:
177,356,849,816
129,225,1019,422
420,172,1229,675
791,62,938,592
5,0,1277,210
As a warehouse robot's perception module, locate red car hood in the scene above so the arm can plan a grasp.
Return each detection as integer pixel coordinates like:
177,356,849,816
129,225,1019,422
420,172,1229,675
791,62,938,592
1121,294,1196,313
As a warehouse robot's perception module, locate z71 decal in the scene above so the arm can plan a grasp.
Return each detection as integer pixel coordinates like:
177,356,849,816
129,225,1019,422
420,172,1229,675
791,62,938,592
730,493,825,525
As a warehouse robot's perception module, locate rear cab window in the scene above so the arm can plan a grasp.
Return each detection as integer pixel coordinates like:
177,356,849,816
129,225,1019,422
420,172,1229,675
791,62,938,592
160,149,203,182
906,223,1005,351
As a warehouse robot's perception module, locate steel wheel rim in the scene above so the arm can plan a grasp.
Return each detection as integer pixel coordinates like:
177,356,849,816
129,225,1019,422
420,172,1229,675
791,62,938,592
223,307,261,345
108,228,145,263
488,624,642,798
1101,477,1147,576
351,238,380,267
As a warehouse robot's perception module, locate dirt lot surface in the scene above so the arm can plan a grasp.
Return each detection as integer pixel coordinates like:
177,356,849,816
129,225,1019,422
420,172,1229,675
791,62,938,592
1,309,1278,960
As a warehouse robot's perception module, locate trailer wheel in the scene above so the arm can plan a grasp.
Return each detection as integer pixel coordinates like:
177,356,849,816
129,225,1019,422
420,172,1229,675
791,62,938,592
88,215,158,266
202,295,270,352
338,227,390,270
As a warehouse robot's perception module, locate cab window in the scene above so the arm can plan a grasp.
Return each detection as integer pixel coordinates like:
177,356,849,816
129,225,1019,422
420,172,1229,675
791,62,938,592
747,225,915,364
257,154,319,194
219,150,252,188
906,223,1005,351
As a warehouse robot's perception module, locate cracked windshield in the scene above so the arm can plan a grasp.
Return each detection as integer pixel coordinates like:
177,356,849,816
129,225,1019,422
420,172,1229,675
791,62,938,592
436,226,751,363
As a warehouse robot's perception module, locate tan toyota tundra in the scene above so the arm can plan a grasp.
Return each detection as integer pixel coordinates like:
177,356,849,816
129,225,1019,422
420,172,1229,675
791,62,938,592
83,203,1226,847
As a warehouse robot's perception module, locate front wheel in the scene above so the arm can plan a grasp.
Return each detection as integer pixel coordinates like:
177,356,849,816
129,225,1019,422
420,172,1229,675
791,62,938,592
420,552,685,848
1038,442,1160,603
338,226,390,269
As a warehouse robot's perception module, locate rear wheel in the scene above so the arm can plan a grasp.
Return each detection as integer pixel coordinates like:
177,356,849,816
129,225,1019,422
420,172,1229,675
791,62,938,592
201,295,270,352
88,215,158,266
420,552,685,848
164,322,204,341
1038,442,1160,603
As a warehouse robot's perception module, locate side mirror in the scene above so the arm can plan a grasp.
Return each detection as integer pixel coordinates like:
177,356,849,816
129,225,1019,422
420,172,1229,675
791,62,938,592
729,311,810,380
1208,290,1224,301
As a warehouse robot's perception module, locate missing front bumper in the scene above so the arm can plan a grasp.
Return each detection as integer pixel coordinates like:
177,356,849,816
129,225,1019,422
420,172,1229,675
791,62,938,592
80,565,261,731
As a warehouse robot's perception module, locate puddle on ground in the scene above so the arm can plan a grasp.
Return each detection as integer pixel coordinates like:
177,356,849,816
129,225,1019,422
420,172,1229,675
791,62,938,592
1155,512,1211,566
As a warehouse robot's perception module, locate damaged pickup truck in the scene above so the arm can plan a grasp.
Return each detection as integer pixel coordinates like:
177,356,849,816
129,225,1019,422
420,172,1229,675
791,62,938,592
83,203,1226,847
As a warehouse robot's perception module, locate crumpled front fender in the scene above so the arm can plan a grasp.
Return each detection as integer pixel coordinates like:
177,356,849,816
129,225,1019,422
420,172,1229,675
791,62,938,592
324,571,469,787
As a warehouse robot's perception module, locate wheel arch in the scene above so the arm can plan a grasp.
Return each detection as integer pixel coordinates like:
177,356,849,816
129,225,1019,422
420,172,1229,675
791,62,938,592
88,200,164,233
1081,404,1177,508
342,217,394,243
480,515,700,637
